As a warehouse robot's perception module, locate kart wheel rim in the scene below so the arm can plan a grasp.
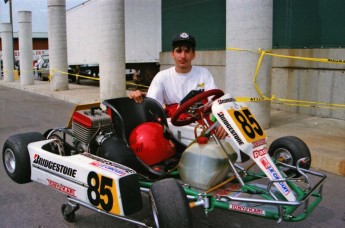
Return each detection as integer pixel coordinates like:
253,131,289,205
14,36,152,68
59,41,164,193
4,148,16,174
272,148,292,172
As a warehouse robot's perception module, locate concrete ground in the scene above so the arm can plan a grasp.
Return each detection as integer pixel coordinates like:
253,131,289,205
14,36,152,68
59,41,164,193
0,79,344,176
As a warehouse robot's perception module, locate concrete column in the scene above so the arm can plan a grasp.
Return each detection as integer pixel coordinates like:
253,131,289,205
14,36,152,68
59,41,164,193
226,0,273,129
1,23,14,82
18,11,34,85
47,0,69,91
98,0,126,100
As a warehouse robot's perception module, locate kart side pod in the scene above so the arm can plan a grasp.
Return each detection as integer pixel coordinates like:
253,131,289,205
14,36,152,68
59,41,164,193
29,140,143,216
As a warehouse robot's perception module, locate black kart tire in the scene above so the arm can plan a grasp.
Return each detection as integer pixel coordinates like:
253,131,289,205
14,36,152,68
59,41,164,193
61,204,75,223
149,178,192,228
268,136,311,177
2,132,45,184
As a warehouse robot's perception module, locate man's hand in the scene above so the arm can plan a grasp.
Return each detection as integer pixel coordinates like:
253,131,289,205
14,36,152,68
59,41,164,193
214,125,227,139
128,90,144,103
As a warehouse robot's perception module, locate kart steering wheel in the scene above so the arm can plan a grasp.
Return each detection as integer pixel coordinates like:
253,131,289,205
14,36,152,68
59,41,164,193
171,89,224,126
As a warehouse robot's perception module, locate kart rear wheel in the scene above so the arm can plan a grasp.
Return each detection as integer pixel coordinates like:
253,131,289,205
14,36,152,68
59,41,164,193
268,136,311,177
149,178,192,228
2,132,45,184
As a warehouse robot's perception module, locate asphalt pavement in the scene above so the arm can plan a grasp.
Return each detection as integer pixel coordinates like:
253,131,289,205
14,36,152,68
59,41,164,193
0,78,344,177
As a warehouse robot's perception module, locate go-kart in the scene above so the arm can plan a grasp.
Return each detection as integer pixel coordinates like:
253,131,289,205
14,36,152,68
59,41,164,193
2,89,326,227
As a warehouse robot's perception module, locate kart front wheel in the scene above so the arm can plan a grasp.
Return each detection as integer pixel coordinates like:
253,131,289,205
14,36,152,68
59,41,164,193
2,132,45,184
61,203,80,223
268,136,311,177
149,178,192,228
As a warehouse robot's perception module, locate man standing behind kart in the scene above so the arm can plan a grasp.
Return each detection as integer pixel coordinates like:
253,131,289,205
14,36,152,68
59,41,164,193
129,32,227,139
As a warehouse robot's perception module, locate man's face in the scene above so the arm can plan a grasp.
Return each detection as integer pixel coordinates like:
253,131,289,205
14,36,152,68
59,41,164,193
171,46,195,71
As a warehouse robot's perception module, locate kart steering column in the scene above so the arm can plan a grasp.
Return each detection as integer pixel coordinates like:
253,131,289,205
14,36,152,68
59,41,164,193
202,118,245,187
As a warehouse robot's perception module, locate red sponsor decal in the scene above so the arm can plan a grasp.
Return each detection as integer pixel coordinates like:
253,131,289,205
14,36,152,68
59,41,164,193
47,179,76,197
229,204,265,215
252,138,266,148
213,184,242,197
213,189,231,196
253,147,267,158
260,157,270,169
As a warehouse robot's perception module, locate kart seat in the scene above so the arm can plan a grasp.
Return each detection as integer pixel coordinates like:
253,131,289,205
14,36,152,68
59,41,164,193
102,97,186,178
103,97,168,144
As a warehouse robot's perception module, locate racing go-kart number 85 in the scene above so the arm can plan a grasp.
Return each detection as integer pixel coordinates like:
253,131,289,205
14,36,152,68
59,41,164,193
2,89,326,227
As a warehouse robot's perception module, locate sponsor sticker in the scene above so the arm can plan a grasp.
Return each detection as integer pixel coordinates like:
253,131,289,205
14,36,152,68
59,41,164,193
212,184,242,198
90,161,127,176
47,179,76,196
260,157,290,195
82,153,135,173
252,138,267,148
253,147,267,158
33,154,77,178
217,97,236,105
229,204,265,215
216,111,244,146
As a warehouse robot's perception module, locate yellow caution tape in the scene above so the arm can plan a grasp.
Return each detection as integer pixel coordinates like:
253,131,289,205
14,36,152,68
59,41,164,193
50,69,100,81
3,52,343,110
49,69,150,89
227,47,345,110
126,81,149,89
265,52,345,64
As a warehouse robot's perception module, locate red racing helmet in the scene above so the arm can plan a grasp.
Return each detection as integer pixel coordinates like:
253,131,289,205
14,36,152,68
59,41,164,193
129,122,176,166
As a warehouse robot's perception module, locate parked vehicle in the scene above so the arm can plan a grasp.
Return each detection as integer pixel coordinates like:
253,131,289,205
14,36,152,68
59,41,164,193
36,59,49,81
34,57,79,82
68,64,99,84
14,60,20,75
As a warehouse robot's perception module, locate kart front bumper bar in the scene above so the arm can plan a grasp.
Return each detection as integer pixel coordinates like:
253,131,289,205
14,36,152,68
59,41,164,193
186,165,326,223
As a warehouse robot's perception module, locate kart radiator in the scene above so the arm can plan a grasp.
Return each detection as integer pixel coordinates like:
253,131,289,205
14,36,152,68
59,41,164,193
72,108,113,144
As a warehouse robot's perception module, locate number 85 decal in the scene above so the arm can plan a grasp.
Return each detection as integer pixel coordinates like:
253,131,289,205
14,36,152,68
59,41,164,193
87,171,120,214
228,108,266,143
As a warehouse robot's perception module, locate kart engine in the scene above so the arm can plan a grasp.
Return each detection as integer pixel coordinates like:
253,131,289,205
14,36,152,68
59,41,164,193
72,107,113,152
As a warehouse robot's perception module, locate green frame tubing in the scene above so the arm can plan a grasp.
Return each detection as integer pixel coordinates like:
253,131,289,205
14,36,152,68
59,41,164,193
139,163,326,223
